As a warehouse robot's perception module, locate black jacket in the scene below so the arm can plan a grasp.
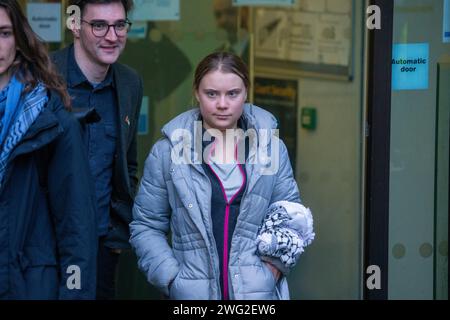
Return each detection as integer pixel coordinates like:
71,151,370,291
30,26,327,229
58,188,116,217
0,91,97,299
51,46,144,249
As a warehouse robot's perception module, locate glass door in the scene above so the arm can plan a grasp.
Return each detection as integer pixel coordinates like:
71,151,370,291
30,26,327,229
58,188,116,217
434,58,449,300
388,0,449,299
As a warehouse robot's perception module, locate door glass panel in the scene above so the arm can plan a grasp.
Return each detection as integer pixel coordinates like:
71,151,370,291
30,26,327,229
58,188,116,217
389,0,449,299
21,0,368,299
435,60,449,300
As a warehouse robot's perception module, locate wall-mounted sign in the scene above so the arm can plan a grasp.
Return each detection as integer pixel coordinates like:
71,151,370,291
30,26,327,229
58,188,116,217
128,21,148,39
233,0,295,5
138,96,149,135
253,0,354,80
130,0,180,21
444,0,450,43
392,43,429,91
27,3,61,42
253,77,298,173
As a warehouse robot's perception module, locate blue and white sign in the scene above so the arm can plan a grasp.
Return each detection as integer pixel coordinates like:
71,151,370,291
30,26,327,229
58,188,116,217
128,21,148,39
138,97,149,135
233,0,295,6
392,43,429,91
27,3,61,42
444,0,450,43
130,0,179,21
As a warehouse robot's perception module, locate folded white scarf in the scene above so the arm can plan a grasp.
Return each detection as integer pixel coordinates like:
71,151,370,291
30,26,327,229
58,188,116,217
256,201,315,274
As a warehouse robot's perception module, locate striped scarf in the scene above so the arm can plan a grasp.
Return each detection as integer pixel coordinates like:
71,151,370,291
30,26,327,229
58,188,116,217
0,76,48,188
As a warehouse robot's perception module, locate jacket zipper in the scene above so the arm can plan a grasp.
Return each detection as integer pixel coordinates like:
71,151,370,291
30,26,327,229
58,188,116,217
207,162,246,300
206,141,247,300
223,203,230,300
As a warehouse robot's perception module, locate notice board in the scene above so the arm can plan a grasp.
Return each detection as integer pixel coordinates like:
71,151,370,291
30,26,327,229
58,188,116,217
253,0,354,80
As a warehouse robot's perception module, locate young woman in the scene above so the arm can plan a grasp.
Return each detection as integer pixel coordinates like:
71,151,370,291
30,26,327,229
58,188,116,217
130,52,301,300
0,0,97,299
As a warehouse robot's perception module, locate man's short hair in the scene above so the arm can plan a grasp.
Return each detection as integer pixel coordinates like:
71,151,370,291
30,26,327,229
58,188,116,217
69,0,134,15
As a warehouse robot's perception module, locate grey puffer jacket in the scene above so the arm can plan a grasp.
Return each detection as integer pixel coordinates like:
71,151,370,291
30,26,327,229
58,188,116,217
130,104,300,300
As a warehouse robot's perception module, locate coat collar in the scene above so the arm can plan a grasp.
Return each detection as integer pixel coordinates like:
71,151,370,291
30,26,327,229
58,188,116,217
161,104,278,157
11,98,63,159
165,104,280,226
161,104,278,143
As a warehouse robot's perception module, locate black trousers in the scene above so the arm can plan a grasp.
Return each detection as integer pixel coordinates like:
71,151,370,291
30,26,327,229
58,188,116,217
96,237,120,300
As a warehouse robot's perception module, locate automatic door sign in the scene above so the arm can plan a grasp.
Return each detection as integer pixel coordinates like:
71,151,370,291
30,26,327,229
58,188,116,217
27,3,62,42
392,43,429,91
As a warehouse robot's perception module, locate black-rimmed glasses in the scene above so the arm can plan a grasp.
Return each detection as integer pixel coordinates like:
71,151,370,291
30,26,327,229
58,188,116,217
81,19,132,37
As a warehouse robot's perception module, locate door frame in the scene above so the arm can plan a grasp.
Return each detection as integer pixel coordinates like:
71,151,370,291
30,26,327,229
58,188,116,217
364,0,394,300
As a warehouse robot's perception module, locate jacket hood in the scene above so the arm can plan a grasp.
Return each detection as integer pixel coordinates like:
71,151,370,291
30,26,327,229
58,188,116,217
161,103,278,146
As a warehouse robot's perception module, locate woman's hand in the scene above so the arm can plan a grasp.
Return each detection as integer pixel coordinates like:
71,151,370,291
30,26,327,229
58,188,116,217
264,262,281,282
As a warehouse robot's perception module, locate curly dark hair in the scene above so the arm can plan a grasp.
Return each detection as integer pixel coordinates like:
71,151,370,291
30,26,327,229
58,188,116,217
68,0,134,15
0,0,71,108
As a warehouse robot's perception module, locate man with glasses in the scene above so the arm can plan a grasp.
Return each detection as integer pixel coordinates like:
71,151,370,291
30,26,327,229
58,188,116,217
52,0,143,300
